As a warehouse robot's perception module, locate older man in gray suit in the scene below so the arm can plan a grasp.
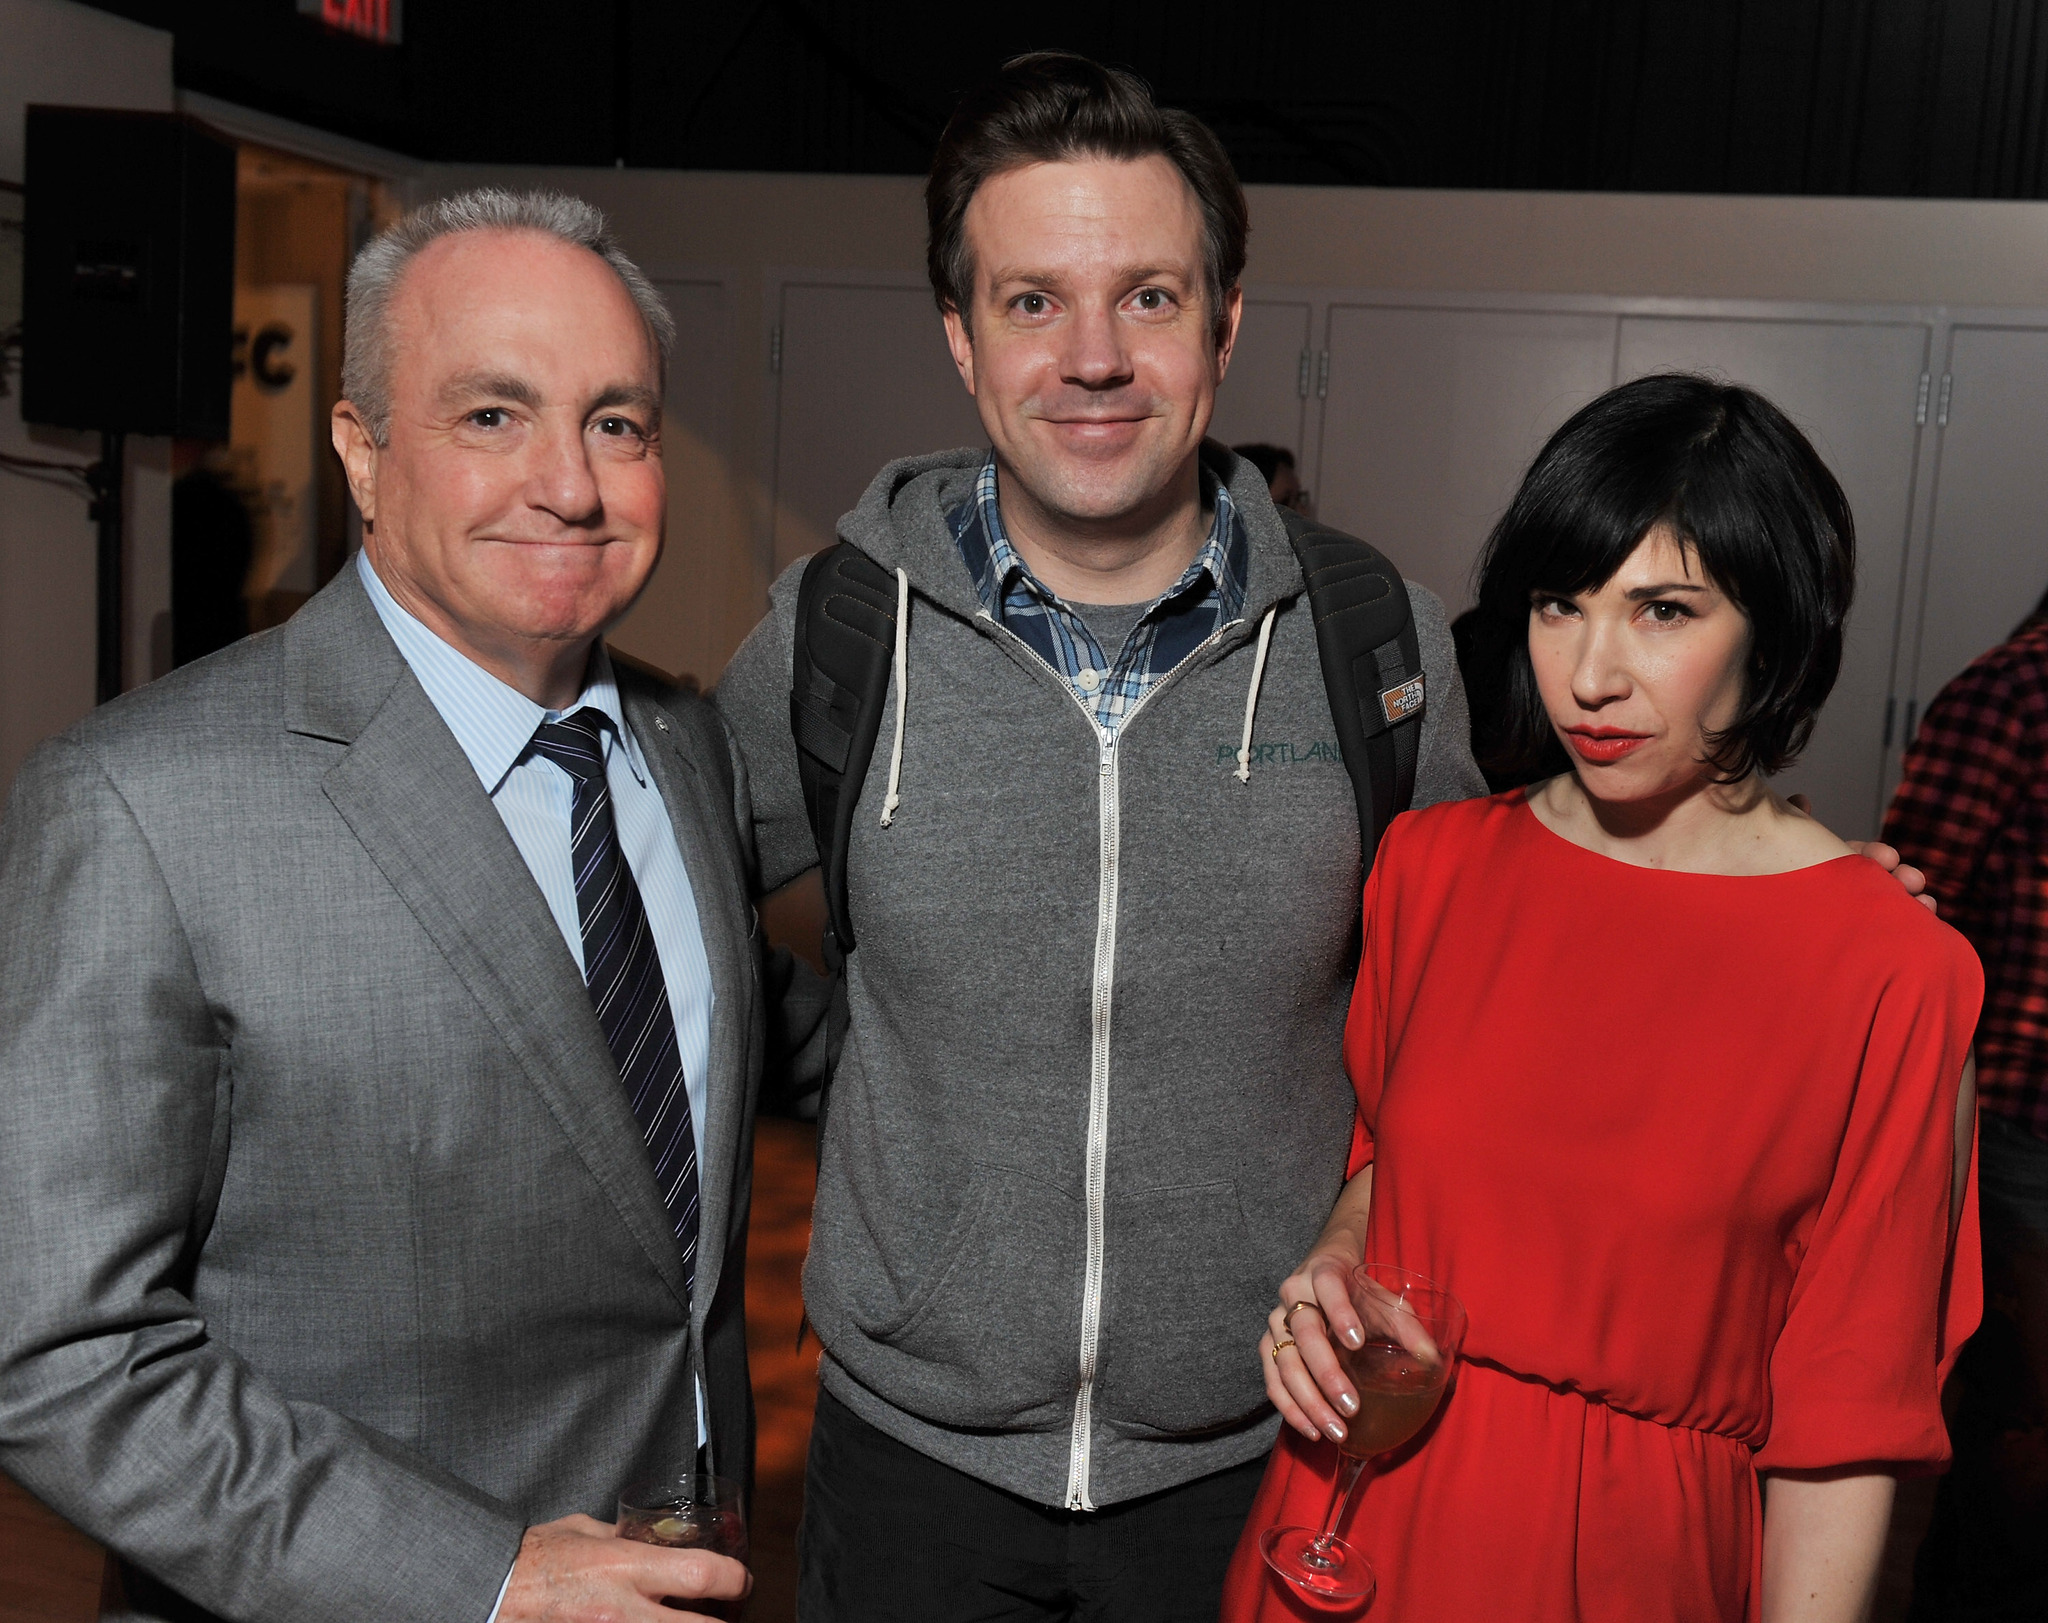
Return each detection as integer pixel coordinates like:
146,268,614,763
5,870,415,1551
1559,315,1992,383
0,190,808,1622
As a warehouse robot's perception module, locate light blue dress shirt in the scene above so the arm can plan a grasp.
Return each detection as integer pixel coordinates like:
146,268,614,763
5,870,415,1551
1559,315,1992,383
356,556,712,1619
357,551,714,1161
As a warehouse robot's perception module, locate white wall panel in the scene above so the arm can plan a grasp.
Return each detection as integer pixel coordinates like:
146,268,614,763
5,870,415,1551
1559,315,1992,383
1314,306,1618,617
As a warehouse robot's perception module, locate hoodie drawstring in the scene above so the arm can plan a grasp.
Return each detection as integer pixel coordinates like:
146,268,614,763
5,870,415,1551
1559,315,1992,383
879,567,911,826
1234,605,1279,784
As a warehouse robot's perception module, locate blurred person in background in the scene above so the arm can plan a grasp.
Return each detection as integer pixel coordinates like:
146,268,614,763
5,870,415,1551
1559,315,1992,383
1884,586,2048,1620
1233,439,1312,514
169,440,254,667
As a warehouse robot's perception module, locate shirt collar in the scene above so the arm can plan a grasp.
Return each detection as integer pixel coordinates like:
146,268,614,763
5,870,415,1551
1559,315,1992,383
355,550,639,796
957,451,1247,623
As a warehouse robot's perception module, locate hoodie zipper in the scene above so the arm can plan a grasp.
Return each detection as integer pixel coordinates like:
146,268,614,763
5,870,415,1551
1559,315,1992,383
978,612,1240,1512
1066,719,1119,1510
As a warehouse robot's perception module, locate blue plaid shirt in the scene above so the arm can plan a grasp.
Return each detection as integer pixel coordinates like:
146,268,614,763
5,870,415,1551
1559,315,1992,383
953,454,1249,733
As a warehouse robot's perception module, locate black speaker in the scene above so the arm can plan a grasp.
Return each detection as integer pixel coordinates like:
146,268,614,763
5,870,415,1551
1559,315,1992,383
21,107,237,438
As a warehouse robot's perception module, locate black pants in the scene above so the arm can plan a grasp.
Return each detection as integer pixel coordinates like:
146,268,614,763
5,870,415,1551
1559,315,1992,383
797,1387,1267,1622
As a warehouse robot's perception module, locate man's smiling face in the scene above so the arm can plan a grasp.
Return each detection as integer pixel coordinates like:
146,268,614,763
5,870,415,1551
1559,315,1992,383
338,227,665,694
942,154,1238,532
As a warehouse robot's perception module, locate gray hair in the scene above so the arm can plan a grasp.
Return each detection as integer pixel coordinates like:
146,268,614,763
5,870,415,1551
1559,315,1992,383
341,187,676,445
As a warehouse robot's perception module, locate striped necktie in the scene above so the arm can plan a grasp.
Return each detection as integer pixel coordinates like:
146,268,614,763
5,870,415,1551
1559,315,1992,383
527,707,698,1298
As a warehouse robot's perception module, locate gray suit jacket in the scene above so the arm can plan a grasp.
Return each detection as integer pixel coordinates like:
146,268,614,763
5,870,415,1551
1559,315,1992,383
0,567,813,1622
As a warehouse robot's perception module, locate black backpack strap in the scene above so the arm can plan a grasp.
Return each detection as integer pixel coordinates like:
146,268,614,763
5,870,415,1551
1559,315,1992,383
789,541,900,966
1281,508,1425,867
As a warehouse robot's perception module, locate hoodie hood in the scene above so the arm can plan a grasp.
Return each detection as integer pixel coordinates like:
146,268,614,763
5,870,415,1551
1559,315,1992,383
834,440,1310,625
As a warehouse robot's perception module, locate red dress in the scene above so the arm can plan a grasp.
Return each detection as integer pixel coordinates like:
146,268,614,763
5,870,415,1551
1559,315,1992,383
1222,793,1983,1623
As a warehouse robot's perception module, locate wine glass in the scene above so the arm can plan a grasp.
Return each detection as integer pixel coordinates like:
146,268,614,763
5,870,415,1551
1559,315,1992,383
1260,1263,1467,1605
617,1472,749,1618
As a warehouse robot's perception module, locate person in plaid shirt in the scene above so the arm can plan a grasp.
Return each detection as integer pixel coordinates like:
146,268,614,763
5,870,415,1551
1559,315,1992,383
1883,595,2048,1616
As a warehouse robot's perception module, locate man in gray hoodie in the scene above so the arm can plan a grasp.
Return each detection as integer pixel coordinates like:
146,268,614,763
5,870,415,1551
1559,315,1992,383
716,54,1488,1619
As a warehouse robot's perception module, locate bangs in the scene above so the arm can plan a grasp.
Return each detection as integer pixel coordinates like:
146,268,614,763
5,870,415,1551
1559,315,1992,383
1502,418,1721,608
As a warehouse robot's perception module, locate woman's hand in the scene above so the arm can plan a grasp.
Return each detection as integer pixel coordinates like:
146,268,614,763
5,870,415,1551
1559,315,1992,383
1261,1251,1365,1444
1259,1166,1375,1444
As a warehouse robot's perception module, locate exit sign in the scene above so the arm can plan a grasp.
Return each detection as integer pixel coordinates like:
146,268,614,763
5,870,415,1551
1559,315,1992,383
297,0,402,45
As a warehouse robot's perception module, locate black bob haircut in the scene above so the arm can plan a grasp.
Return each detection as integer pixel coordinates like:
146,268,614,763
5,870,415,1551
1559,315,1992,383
1471,373,1855,785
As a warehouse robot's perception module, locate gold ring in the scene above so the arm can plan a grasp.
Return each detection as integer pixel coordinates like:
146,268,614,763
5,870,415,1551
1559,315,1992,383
1282,1300,1321,1332
1269,1337,1296,1360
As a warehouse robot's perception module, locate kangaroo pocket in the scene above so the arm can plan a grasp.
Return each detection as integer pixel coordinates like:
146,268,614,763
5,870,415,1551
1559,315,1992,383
815,1161,1084,1431
1093,1180,1275,1438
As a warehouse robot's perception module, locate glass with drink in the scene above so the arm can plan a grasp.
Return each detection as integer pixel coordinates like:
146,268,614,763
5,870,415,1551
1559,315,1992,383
1260,1263,1467,1605
616,1472,749,1619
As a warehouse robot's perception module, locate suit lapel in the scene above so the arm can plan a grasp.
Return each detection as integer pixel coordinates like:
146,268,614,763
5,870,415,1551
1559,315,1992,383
620,681,753,1323
291,573,691,1314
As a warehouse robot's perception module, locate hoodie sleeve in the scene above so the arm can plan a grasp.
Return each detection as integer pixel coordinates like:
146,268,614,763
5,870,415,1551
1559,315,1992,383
1405,581,1489,810
713,558,821,895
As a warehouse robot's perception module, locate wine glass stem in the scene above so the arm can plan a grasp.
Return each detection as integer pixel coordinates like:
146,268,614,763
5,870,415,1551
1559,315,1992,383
1311,1454,1372,1556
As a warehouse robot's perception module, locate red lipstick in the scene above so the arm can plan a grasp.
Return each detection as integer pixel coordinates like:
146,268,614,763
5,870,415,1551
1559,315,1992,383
1565,727,1651,764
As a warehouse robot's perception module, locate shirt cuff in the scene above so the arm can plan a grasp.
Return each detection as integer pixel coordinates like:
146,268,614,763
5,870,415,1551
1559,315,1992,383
485,1560,515,1623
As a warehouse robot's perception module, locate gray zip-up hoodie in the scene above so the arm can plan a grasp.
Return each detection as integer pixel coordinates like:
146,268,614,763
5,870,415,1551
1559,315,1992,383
716,443,1486,1510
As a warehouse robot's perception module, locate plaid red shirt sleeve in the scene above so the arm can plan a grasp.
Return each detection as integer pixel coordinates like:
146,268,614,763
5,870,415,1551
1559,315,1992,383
1882,620,2048,1140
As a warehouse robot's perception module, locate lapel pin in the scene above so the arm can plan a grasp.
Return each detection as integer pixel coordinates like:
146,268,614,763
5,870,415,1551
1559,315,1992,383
654,716,671,734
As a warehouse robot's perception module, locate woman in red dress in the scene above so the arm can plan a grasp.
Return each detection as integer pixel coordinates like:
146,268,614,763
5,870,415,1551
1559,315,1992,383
1224,375,1982,1623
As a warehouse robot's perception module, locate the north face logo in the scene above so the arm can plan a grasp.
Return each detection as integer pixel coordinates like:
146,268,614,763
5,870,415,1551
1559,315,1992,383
1378,675,1426,726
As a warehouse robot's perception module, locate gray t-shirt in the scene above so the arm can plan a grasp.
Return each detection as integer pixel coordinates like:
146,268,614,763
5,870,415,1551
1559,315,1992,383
1069,601,1149,664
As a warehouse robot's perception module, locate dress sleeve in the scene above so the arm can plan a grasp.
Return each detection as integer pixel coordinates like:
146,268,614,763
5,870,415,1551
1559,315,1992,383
1755,932,1985,1474
1341,813,1405,1179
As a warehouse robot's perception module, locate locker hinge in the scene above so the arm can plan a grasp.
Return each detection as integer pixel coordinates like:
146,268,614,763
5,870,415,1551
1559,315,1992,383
769,325,783,374
1316,349,1331,399
1297,349,1311,399
1883,695,1896,748
1914,373,1930,426
1936,372,1953,427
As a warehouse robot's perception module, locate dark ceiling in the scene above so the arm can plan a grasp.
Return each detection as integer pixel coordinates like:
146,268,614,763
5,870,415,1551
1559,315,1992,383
82,1,2048,197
